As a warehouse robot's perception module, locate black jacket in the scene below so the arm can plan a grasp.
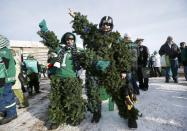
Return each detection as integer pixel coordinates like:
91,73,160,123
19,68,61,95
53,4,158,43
137,45,149,67
159,42,180,59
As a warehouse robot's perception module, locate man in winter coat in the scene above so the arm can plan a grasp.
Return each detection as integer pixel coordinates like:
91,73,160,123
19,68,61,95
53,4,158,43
159,36,180,83
0,35,17,125
23,54,40,96
135,38,149,91
179,42,187,80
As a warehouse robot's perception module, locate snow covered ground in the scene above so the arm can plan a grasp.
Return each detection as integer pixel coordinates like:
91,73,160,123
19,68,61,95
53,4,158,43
0,77,187,131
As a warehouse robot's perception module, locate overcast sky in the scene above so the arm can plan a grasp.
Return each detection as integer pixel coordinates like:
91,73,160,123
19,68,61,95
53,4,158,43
1,0,187,53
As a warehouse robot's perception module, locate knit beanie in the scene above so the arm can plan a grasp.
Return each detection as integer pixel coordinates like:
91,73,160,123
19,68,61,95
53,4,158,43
0,35,10,49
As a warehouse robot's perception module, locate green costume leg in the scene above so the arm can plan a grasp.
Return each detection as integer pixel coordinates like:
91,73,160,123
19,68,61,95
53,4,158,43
49,77,85,126
86,75,101,123
99,86,113,111
108,96,114,111
99,86,109,100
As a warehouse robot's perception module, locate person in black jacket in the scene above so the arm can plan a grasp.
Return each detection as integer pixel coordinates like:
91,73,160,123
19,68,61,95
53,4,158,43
135,38,149,91
159,36,180,83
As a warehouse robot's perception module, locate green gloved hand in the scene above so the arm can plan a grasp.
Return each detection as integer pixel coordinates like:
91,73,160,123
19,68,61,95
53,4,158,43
0,87,4,96
95,60,110,72
39,19,48,32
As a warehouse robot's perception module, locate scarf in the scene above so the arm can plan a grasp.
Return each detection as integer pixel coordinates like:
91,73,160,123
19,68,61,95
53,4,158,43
56,45,80,71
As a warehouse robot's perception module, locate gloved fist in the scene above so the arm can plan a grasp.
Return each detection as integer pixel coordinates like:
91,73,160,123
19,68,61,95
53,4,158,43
39,19,48,32
95,60,110,72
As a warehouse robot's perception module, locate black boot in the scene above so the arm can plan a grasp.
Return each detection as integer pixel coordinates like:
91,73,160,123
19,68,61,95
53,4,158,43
144,78,149,91
0,112,5,121
165,78,169,83
91,111,101,123
128,118,137,128
0,115,17,125
94,111,101,123
139,84,145,91
173,78,178,83
91,112,96,123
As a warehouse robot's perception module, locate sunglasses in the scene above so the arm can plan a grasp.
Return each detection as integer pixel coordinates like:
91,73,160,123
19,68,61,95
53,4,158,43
102,23,112,26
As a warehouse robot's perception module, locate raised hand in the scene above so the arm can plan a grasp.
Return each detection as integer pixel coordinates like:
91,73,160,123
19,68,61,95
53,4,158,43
69,8,76,18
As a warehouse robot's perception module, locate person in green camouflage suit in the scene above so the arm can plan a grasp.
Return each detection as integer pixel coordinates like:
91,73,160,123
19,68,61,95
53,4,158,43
69,9,139,128
38,20,85,128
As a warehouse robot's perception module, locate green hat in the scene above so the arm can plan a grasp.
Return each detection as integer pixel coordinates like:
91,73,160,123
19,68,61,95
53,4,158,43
0,35,10,49
61,32,76,45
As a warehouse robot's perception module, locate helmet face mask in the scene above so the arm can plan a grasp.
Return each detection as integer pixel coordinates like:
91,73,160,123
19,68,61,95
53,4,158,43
99,16,113,32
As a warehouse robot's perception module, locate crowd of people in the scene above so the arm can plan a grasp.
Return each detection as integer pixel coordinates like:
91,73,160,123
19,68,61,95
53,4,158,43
0,9,187,130
0,35,47,125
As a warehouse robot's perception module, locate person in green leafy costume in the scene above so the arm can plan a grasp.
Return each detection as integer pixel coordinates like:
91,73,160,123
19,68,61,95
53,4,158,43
37,20,86,128
69,9,139,128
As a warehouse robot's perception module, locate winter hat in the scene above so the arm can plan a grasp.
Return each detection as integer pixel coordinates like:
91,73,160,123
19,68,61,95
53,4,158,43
0,35,10,49
61,32,76,45
124,33,130,38
27,54,34,59
124,33,132,41
135,38,144,43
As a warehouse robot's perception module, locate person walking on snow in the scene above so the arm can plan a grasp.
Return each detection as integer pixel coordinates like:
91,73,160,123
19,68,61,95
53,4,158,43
23,54,40,96
69,9,139,128
0,35,17,125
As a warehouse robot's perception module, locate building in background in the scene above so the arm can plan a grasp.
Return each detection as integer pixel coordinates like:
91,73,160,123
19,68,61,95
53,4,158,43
10,40,48,65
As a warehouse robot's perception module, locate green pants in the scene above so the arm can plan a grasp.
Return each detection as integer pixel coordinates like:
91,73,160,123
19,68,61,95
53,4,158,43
99,87,114,111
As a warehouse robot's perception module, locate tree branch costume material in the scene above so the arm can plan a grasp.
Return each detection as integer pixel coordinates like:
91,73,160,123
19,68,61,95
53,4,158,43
70,12,139,128
38,21,85,126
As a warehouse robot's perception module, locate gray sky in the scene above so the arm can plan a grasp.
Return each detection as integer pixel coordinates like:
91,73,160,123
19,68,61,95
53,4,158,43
1,0,187,53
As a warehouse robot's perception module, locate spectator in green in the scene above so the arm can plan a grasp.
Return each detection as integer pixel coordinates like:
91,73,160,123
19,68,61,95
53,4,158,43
23,54,40,96
0,35,17,125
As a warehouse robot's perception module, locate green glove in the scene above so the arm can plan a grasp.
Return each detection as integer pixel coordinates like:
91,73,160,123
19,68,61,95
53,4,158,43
39,19,48,32
0,87,4,96
95,60,110,72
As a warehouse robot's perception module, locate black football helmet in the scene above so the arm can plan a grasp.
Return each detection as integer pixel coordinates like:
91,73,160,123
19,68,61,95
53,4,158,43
99,16,114,32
